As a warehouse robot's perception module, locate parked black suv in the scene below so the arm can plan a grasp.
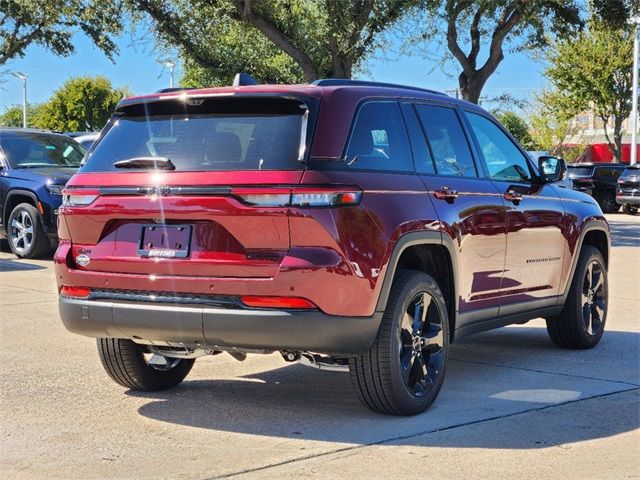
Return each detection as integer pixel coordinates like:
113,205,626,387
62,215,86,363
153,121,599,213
617,164,640,214
0,128,85,258
568,162,627,213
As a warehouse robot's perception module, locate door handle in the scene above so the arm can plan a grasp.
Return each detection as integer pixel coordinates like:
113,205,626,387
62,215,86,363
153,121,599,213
434,186,459,201
504,190,523,203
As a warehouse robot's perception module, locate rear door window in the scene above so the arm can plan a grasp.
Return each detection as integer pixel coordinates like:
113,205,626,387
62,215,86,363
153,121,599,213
344,101,413,172
414,105,478,177
400,103,435,174
595,167,623,179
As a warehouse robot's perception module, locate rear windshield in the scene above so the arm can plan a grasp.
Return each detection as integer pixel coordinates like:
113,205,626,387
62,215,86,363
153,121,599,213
0,131,86,168
568,166,593,176
81,97,313,172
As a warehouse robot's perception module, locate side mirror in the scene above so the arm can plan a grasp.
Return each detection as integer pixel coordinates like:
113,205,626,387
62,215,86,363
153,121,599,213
538,156,567,183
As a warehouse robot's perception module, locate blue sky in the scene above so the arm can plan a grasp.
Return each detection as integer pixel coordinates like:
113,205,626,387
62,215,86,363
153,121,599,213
1,26,549,112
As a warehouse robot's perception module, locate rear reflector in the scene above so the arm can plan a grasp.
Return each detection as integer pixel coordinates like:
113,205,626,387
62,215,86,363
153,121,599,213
59,286,92,299
241,295,316,309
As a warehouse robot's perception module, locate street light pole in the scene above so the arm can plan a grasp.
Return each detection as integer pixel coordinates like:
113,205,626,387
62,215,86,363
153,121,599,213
12,72,28,128
631,18,639,165
165,61,176,88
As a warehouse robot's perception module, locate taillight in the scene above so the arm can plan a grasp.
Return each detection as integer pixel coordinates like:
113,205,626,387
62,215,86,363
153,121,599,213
62,188,100,207
231,188,291,207
231,187,362,207
291,189,361,207
59,286,92,299
241,295,317,309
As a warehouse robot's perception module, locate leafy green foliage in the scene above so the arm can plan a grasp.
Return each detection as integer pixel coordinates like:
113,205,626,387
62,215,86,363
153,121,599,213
0,103,44,127
591,0,636,30
34,76,129,131
131,0,419,86
493,111,535,150
178,19,305,87
530,88,582,149
544,21,634,161
0,0,123,65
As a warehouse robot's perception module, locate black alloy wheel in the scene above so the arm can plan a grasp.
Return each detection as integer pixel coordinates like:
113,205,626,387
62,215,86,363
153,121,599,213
350,270,449,416
546,245,608,349
399,291,445,397
580,260,606,337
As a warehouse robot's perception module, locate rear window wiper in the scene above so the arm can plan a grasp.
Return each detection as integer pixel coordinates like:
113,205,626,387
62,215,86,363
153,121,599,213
113,157,176,170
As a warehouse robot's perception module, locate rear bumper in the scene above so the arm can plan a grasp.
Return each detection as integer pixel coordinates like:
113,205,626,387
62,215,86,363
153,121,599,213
58,296,382,355
616,194,640,206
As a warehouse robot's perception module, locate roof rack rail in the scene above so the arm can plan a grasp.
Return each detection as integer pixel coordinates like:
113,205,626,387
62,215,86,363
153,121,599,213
155,87,202,94
312,79,447,96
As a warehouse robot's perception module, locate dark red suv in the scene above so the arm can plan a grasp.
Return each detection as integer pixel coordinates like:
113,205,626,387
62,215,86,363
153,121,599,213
56,79,610,415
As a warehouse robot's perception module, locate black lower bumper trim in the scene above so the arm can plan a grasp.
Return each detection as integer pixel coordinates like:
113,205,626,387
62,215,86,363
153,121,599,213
58,296,383,355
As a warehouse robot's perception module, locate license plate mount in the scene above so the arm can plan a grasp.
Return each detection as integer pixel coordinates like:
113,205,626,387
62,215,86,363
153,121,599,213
138,224,192,259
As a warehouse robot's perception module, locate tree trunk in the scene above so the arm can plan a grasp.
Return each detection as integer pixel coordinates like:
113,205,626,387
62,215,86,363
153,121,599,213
328,54,352,78
600,117,619,163
458,69,493,104
613,115,624,163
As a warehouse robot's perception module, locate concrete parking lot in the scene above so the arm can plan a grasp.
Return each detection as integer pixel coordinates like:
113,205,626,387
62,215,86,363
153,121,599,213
1,213,638,480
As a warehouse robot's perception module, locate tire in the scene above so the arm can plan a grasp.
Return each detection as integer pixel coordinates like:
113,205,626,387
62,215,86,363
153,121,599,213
546,246,607,349
7,203,51,259
97,338,195,391
596,191,620,214
349,270,449,416
622,204,638,215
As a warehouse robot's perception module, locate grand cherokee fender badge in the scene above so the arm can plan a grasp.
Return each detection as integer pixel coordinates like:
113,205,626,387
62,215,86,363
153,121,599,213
526,256,561,264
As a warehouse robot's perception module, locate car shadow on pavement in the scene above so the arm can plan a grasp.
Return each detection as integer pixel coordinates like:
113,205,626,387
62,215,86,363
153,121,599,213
0,258,46,272
130,327,639,449
608,221,640,247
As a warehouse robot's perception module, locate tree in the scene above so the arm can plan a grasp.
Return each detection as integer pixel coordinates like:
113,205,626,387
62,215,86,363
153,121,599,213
416,0,583,104
529,91,573,153
131,0,419,85
544,22,634,162
0,103,44,127
592,0,637,30
0,0,123,65
178,20,304,87
493,111,534,149
35,76,129,131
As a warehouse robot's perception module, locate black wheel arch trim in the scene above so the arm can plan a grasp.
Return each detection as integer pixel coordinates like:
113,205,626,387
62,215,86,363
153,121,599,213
3,189,39,225
558,219,610,304
374,230,459,316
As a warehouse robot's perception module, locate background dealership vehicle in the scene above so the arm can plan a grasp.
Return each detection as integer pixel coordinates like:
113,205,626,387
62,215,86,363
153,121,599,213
617,164,640,214
0,128,85,258
567,162,628,213
74,133,99,150
68,132,99,150
56,79,610,416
